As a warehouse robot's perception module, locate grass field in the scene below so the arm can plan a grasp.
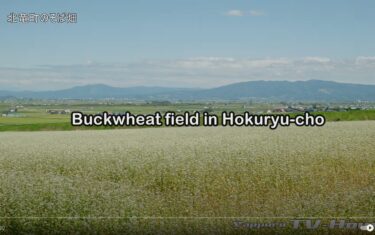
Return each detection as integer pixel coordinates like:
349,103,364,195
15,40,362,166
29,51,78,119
1,107,375,131
0,102,243,131
0,121,374,234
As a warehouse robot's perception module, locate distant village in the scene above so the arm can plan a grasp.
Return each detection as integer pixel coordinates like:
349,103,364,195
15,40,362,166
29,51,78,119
1,106,23,117
1,106,73,117
262,103,374,114
46,109,72,115
1,102,375,117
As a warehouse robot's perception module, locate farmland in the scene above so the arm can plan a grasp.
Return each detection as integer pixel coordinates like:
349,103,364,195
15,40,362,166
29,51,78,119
0,121,374,234
1,101,375,131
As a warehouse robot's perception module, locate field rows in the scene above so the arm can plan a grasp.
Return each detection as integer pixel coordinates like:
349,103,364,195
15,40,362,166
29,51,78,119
0,122,374,233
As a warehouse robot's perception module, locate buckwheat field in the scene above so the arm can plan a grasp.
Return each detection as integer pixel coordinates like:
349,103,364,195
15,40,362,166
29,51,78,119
0,121,374,234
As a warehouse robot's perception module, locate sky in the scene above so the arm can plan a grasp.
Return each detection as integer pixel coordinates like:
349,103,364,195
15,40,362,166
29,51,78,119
1,0,375,90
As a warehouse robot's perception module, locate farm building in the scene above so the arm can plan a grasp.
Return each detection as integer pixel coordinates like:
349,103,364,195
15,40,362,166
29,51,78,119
46,109,71,115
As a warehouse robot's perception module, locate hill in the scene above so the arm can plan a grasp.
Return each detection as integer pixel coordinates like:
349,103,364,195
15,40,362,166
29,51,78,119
191,80,375,101
1,80,375,101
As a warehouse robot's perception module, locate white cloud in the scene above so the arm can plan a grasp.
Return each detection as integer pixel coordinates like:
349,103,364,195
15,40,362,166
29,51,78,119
167,57,290,69
249,10,265,16
355,56,375,66
1,57,375,90
225,9,266,17
225,10,244,17
303,57,331,63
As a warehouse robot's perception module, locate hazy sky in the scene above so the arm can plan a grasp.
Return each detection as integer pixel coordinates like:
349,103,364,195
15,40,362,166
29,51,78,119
1,0,375,90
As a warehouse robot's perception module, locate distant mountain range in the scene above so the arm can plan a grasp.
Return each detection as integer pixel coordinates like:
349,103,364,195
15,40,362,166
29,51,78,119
1,80,375,102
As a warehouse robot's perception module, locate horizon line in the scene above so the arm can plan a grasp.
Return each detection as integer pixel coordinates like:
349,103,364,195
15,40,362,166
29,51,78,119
2,79,375,92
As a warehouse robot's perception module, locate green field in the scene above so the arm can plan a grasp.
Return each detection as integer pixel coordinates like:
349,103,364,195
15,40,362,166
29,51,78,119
1,101,375,131
1,121,374,234
0,102,239,131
